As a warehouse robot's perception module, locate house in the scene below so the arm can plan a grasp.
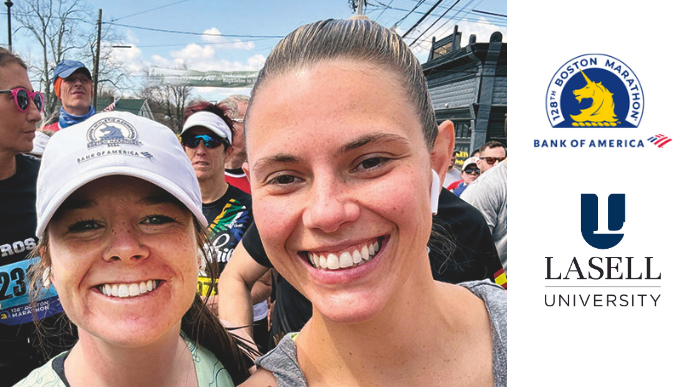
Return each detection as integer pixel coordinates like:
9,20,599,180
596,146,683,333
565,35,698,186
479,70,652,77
422,27,507,155
96,97,155,120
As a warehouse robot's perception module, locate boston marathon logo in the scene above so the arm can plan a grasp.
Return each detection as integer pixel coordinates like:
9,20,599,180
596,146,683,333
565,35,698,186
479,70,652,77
546,54,644,128
78,117,151,163
86,116,142,148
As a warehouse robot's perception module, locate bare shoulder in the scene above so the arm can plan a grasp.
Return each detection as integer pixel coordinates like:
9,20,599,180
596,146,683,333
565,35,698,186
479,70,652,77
240,368,278,387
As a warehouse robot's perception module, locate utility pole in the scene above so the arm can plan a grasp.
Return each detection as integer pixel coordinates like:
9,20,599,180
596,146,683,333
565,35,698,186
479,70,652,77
92,8,102,107
357,0,364,15
4,0,12,52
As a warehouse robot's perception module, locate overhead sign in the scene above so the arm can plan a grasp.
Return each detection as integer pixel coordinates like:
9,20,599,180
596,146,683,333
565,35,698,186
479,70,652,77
148,68,258,88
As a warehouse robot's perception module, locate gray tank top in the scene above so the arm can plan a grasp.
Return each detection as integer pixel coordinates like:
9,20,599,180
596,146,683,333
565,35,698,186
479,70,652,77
256,280,507,387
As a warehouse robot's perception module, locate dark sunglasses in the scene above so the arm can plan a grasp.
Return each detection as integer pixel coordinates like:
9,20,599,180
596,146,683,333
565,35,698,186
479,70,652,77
181,134,226,149
463,168,481,174
0,87,44,112
479,156,506,165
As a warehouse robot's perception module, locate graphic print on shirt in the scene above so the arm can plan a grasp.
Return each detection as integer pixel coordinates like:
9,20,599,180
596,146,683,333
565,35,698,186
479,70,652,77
208,199,251,267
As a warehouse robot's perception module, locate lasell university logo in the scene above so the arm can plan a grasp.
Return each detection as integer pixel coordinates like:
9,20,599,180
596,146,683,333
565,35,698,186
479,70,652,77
581,194,625,249
546,54,644,128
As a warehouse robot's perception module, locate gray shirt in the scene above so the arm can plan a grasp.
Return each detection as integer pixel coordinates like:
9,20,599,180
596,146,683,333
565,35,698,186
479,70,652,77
256,280,507,387
461,162,507,273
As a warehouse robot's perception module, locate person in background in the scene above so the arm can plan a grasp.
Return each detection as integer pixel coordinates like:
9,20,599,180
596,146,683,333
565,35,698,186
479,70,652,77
217,94,273,352
447,156,480,197
42,60,95,132
475,140,506,176
461,158,508,274
0,47,74,387
443,149,461,188
218,95,251,194
16,111,254,386
180,102,267,351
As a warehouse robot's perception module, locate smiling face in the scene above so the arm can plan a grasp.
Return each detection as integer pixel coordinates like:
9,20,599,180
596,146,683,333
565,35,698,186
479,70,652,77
0,62,40,155
59,70,93,115
46,176,199,348
246,60,434,324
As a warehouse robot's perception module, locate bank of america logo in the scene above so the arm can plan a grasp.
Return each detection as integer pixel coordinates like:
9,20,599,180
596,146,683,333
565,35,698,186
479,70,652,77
647,134,672,148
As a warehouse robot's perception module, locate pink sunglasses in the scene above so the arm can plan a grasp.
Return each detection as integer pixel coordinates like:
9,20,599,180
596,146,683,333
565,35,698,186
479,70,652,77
0,87,44,112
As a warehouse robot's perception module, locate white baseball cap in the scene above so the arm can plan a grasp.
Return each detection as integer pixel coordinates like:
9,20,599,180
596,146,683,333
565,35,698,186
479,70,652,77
29,131,52,157
461,157,479,172
181,111,232,145
36,111,208,236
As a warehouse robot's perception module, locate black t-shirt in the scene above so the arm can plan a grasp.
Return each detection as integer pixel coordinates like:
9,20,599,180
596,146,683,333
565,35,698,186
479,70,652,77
0,155,75,386
202,184,253,277
430,189,504,284
241,188,504,346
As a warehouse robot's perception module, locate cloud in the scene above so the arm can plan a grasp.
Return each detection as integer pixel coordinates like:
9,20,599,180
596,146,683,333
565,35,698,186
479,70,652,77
171,44,217,61
125,29,141,45
202,27,225,44
247,54,266,69
201,27,255,50
117,45,145,74
136,27,261,73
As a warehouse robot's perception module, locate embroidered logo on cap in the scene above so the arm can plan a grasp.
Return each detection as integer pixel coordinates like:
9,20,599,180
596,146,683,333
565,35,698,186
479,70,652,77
77,117,152,164
86,116,142,148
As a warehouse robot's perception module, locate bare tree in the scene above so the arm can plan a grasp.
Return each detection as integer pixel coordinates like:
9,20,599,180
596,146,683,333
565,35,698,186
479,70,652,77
14,0,87,113
140,66,193,132
15,0,129,114
85,24,129,98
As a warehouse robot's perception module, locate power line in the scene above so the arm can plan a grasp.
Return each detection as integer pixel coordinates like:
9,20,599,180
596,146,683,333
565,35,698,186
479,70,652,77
111,0,193,22
135,39,270,48
401,0,445,38
401,0,470,14
409,0,460,46
374,0,396,22
409,0,476,47
368,1,505,26
103,21,285,39
472,9,506,18
392,0,426,28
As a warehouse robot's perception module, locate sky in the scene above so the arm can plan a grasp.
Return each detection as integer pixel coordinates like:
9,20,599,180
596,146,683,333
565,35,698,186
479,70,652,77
3,0,506,102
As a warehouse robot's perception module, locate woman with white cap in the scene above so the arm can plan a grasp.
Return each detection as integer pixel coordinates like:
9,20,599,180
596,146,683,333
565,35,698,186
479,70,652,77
16,111,254,386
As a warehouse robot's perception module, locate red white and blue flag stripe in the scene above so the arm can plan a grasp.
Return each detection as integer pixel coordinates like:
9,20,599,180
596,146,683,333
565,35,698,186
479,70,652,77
647,134,672,148
102,97,121,112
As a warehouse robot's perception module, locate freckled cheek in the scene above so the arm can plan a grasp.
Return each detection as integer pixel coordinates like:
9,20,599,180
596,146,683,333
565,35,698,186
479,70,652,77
46,244,93,316
252,196,298,260
156,238,199,283
367,174,432,240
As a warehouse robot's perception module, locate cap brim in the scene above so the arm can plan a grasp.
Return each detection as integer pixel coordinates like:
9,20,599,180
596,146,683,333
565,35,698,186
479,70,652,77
53,67,91,83
36,166,208,237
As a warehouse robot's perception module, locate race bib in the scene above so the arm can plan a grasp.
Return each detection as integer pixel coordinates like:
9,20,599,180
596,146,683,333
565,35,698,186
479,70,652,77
0,257,63,325
197,276,218,296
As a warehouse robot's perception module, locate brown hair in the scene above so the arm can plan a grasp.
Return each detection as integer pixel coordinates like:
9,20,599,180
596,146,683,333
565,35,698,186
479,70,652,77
478,140,506,155
0,47,28,70
247,18,438,149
